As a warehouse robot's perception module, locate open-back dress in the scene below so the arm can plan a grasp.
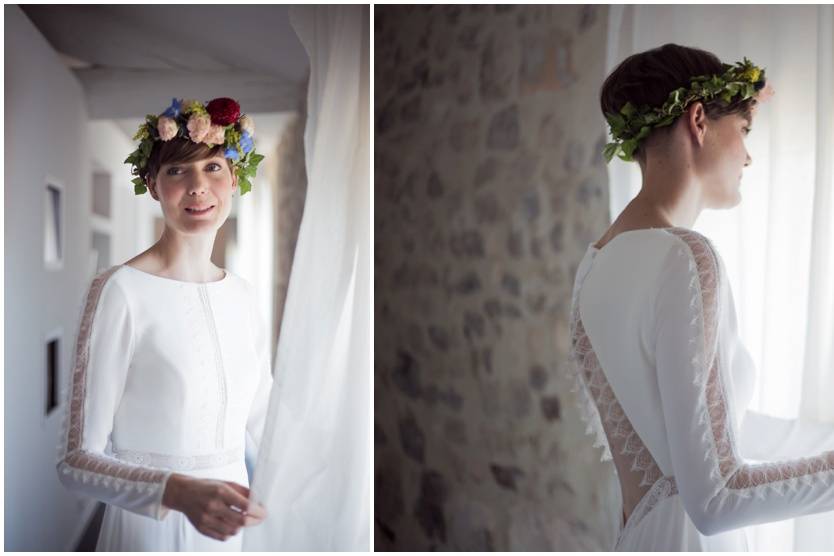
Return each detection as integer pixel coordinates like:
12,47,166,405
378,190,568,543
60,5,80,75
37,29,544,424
568,226,834,551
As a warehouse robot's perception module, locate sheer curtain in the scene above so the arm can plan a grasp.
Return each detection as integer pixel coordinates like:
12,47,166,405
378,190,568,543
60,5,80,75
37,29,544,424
241,5,370,551
605,5,834,551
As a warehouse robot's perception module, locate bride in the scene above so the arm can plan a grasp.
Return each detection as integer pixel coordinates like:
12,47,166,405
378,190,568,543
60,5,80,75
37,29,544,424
569,43,834,551
56,97,271,551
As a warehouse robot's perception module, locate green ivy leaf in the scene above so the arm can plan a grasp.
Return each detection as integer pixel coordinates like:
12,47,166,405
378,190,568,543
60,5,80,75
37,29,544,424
621,138,638,159
635,126,651,141
239,176,252,196
603,142,618,163
620,102,636,118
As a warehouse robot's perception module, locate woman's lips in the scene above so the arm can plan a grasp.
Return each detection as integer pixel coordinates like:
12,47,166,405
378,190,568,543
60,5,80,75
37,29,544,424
185,205,215,215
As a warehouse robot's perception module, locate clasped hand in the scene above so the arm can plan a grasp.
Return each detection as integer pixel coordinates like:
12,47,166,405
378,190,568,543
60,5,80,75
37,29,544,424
162,473,267,542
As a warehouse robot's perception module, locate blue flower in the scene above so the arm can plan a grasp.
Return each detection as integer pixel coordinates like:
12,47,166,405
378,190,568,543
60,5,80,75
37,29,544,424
240,131,254,154
224,146,240,162
163,98,182,119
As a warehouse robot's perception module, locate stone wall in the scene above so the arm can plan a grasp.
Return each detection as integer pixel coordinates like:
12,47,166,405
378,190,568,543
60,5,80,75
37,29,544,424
374,5,617,551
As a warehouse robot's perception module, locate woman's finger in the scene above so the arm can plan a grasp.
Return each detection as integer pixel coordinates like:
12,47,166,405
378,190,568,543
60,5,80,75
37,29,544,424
218,483,251,514
202,525,227,542
225,482,250,499
245,500,268,519
204,514,238,538
215,503,247,529
243,513,265,527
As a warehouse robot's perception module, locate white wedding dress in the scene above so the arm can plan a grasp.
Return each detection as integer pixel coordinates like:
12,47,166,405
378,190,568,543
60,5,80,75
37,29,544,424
568,226,834,551
55,264,273,551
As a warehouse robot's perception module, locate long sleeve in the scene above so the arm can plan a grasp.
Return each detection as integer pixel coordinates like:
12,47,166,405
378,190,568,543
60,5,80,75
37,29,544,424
740,410,834,462
245,284,274,458
654,229,834,536
56,269,174,520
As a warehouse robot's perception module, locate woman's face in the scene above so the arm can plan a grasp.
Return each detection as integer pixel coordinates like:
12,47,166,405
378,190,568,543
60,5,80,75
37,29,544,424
148,155,237,235
699,112,753,209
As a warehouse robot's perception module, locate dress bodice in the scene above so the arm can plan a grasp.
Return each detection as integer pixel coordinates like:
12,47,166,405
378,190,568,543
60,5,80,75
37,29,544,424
568,227,834,546
56,265,273,520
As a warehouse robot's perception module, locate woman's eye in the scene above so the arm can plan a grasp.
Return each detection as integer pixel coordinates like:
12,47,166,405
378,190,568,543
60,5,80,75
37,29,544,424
165,163,220,175
743,127,752,136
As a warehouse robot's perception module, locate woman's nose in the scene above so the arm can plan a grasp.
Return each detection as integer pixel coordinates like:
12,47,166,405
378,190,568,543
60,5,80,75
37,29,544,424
187,173,208,195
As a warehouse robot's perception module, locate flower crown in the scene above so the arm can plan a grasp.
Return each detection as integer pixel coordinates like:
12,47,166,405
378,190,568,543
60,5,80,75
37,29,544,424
603,57,776,163
125,97,265,195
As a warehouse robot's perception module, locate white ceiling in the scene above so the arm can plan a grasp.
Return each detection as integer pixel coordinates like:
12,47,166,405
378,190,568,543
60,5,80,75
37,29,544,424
20,5,310,121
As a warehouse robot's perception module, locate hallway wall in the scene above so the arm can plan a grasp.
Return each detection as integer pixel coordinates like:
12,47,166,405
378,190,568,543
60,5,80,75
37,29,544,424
374,5,616,550
4,5,97,551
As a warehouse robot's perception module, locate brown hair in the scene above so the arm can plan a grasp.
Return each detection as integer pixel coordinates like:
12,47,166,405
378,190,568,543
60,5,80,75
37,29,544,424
600,43,756,166
141,137,231,185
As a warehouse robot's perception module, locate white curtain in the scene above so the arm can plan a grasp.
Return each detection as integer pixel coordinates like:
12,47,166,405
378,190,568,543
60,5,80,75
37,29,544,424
242,5,370,551
605,5,834,551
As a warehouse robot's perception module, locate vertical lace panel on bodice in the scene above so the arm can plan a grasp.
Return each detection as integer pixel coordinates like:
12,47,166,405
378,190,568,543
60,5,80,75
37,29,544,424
569,306,678,529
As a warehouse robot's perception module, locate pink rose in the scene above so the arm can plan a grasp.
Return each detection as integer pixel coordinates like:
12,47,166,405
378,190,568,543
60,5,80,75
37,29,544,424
205,124,226,146
187,113,211,143
157,116,178,141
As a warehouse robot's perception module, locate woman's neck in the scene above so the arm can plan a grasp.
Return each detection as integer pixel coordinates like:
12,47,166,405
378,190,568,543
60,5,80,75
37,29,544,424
133,228,223,282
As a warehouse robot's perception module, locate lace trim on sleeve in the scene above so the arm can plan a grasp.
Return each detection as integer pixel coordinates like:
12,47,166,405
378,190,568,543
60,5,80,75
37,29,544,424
56,266,169,490
666,228,834,510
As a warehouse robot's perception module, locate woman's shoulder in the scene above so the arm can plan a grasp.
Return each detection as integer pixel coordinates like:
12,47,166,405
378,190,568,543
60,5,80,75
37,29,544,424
661,227,717,253
612,226,719,264
84,265,130,297
658,227,722,275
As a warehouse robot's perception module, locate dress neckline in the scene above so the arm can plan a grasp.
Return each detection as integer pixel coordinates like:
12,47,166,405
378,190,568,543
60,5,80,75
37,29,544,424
588,226,681,254
120,264,229,285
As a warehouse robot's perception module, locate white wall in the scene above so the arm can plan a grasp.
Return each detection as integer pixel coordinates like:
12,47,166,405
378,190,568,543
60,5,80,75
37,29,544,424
88,120,161,262
6,5,99,550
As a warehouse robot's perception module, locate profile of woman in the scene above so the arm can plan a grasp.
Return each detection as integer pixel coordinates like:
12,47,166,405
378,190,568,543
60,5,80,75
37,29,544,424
569,44,834,551
56,97,271,550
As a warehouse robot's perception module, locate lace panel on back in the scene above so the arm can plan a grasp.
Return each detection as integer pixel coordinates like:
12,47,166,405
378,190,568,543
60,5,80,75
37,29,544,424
666,228,834,509
569,304,677,528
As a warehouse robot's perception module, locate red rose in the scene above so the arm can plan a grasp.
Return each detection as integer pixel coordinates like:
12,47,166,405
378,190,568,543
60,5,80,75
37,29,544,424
206,97,241,126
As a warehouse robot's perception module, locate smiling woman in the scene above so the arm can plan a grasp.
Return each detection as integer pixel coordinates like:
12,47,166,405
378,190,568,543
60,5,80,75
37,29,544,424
55,97,273,551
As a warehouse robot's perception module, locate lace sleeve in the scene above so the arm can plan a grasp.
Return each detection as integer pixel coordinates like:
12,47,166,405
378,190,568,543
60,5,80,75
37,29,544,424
55,267,174,520
245,282,274,458
655,229,834,536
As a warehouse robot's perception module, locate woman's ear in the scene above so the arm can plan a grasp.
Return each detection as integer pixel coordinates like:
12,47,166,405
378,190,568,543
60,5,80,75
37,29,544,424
147,176,159,201
686,101,708,148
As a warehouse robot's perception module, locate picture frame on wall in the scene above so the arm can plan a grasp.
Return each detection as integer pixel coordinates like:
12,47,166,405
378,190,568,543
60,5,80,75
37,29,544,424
44,176,64,271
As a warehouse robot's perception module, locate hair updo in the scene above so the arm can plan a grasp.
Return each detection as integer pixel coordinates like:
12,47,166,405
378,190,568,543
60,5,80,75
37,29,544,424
600,43,757,166
141,137,230,186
